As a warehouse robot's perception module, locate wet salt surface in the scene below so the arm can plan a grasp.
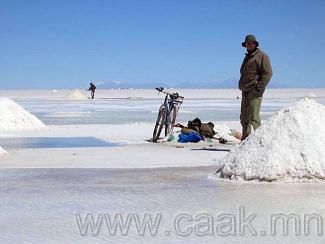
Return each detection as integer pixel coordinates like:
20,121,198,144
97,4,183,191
16,97,325,125
0,137,119,149
1,167,325,243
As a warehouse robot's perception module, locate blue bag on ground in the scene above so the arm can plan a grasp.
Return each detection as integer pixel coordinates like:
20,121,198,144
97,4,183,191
178,132,203,143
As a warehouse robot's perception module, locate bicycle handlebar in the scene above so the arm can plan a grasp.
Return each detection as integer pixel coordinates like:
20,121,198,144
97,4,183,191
155,87,184,100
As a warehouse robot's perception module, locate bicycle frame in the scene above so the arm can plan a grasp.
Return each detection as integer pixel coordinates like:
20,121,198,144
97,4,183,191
161,94,179,129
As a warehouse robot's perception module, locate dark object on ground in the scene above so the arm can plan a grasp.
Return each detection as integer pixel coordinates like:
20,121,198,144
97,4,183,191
218,138,227,144
187,117,216,139
200,122,216,138
191,148,231,152
175,118,230,143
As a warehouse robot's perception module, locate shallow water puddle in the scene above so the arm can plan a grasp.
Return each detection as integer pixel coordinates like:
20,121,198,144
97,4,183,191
0,137,119,149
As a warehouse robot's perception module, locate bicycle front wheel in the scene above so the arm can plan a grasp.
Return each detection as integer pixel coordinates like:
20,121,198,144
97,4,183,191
165,105,178,137
153,107,166,142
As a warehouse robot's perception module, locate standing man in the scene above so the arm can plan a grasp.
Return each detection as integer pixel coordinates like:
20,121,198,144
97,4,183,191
239,35,272,140
88,82,96,99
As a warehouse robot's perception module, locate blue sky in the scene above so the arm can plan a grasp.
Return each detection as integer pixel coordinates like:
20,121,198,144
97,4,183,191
1,0,325,89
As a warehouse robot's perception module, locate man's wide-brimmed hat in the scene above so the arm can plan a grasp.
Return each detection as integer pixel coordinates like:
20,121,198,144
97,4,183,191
242,34,259,47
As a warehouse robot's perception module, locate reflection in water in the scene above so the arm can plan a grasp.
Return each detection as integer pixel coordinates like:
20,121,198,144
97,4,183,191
0,137,119,149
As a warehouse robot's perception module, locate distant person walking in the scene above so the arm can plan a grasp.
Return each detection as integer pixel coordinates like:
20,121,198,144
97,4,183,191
239,35,273,140
87,82,96,99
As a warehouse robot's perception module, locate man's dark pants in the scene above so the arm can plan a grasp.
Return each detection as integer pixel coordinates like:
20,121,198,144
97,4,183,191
240,89,263,140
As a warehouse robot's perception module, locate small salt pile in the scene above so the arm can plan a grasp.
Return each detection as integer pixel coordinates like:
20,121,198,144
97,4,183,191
65,89,88,100
0,97,45,132
216,98,325,182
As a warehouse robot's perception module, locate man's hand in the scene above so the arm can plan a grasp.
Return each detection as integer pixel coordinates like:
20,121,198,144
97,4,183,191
254,85,264,96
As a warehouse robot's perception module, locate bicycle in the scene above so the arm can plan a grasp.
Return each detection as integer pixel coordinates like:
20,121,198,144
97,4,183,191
152,87,184,142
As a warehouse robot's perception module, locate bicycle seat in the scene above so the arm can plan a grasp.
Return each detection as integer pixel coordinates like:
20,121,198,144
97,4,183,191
170,93,179,99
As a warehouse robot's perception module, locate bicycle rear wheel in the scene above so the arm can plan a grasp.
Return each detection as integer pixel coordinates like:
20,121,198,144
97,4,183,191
153,107,166,142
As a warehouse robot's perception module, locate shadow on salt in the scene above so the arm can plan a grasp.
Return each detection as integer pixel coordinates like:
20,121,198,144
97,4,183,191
0,137,121,149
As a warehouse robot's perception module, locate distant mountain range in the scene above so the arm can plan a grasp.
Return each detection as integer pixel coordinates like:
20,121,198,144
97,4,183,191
97,79,288,89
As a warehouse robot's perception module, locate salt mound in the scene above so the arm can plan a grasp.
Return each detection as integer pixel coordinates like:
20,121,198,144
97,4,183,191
216,98,325,182
65,89,88,100
0,147,7,157
0,97,45,132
